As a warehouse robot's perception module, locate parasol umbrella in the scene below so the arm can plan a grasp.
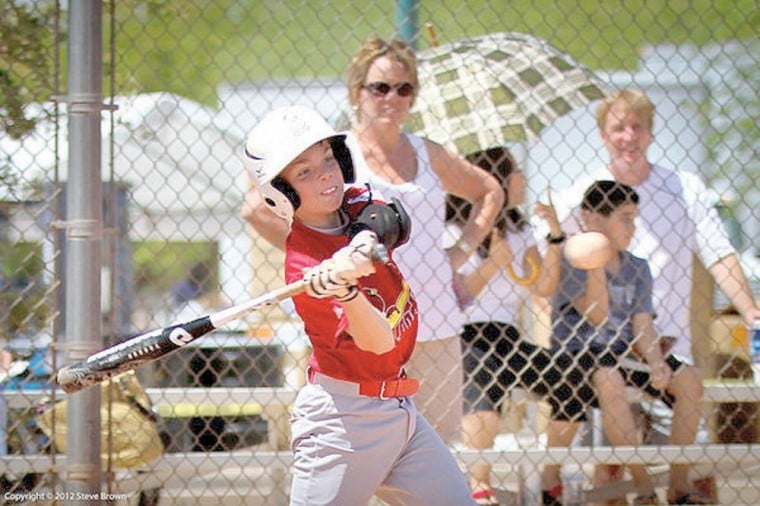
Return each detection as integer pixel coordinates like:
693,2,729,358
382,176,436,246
407,31,608,155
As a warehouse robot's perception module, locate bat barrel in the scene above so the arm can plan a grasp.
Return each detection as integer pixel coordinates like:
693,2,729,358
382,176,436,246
54,316,217,393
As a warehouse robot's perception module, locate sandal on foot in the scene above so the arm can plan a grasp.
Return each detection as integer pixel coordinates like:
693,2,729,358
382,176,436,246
668,490,714,504
541,485,562,506
471,486,499,505
634,492,661,505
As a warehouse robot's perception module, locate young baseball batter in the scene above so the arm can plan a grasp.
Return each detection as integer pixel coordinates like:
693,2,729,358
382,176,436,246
243,105,474,506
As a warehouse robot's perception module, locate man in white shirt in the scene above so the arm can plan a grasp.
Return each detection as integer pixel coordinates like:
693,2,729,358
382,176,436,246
552,88,759,505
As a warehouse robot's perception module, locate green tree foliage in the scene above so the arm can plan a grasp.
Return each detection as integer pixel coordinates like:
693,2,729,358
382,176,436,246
108,0,759,105
3,0,757,118
0,0,58,139
1,0,59,194
0,241,50,338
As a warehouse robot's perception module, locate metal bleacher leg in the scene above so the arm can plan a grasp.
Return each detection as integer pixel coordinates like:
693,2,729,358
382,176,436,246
514,389,541,505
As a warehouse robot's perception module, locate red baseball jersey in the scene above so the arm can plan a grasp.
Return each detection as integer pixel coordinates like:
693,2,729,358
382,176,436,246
285,186,419,382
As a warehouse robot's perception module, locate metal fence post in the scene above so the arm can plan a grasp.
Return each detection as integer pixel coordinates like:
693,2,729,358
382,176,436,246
64,1,103,502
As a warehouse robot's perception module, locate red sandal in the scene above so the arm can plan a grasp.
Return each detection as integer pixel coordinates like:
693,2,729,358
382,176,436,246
472,486,499,505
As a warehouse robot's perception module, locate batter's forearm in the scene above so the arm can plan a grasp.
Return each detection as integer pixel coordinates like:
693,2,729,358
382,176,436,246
343,296,395,354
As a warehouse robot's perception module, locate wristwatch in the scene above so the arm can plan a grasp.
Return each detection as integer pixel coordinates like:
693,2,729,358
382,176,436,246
546,232,567,244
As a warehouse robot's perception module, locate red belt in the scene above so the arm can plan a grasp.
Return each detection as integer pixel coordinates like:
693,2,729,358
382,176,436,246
308,368,419,399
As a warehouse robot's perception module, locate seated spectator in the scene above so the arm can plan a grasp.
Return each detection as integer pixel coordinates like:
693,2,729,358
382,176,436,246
551,88,759,503
540,181,705,506
446,146,564,504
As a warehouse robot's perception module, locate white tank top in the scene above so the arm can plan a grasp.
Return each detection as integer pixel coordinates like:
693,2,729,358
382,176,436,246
347,132,465,341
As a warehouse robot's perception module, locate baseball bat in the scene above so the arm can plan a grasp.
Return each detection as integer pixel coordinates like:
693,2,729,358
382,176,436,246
55,280,306,394
55,243,389,394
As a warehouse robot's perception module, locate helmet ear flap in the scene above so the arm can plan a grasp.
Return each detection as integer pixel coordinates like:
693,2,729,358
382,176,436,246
330,137,354,184
271,177,301,211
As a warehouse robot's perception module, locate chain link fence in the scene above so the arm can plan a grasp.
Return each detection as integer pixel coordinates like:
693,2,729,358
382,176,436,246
1,1,758,504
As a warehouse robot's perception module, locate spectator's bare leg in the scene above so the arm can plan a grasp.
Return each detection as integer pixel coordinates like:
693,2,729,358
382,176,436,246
461,410,500,492
592,464,626,505
666,365,704,499
541,420,582,493
593,368,655,497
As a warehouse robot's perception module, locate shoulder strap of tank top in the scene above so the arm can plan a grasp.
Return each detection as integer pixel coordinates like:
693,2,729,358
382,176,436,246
404,133,437,187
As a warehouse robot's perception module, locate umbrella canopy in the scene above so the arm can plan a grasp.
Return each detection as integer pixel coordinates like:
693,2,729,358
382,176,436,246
407,32,609,154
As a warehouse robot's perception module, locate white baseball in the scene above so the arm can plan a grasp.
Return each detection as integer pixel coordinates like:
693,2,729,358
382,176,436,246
564,232,614,270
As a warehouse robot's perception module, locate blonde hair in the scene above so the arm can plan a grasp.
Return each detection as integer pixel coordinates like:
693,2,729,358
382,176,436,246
596,88,655,131
346,37,419,113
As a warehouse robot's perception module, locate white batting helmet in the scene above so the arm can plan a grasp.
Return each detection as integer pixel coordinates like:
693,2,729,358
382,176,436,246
242,105,354,222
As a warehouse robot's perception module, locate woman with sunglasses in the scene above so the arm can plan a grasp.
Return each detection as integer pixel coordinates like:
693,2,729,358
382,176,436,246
345,37,504,446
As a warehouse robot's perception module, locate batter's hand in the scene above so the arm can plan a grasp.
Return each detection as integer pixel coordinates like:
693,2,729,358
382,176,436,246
330,230,378,285
302,231,379,302
303,261,359,302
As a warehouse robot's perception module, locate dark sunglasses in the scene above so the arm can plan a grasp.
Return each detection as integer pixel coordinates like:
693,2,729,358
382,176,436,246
362,81,415,98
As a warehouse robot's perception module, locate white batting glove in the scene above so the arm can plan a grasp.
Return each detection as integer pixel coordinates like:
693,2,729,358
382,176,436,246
304,260,359,302
302,231,379,302
330,230,378,285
